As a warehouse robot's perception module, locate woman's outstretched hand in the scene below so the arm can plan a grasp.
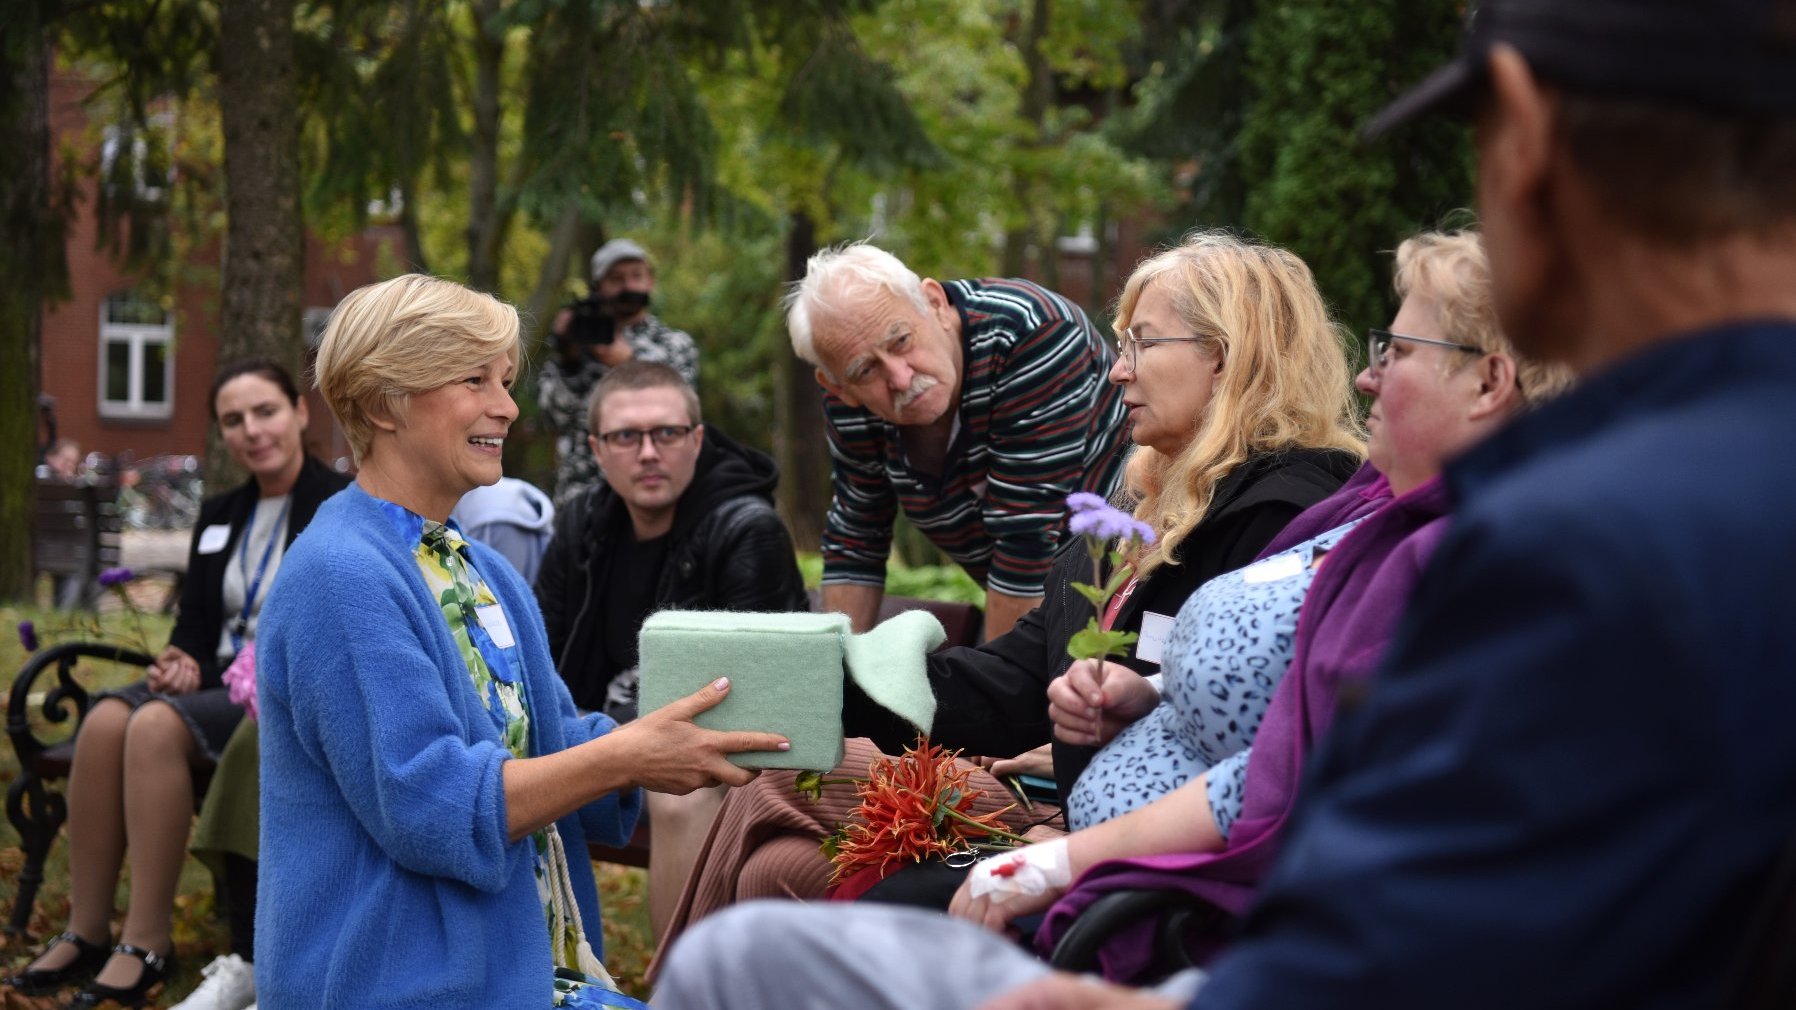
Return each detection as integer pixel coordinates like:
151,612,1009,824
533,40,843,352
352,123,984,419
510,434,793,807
613,677,790,793
1048,659,1158,748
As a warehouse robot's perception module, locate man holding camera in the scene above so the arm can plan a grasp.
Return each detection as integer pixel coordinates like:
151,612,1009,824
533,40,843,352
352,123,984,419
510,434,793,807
540,238,699,505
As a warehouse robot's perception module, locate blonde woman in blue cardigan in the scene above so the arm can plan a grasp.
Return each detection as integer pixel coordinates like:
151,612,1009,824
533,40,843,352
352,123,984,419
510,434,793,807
255,274,788,1009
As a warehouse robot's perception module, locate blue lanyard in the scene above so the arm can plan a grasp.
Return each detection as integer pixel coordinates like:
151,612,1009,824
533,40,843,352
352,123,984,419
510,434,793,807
231,498,291,652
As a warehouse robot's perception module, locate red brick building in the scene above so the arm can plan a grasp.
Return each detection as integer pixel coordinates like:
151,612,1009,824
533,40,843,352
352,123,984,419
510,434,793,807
40,66,399,472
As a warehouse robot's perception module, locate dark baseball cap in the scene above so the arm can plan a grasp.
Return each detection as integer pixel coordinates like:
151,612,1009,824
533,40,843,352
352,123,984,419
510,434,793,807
1365,0,1796,138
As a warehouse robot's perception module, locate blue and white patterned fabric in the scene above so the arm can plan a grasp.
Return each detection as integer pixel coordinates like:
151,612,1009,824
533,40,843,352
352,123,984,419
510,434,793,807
1066,519,1364,836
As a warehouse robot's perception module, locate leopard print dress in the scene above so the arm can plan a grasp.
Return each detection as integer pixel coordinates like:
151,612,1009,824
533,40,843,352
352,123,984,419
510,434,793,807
1066,519,1364,837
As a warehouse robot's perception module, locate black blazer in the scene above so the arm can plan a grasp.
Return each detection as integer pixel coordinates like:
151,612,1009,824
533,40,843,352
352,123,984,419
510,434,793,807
843,447,1362,798
168,454,350,687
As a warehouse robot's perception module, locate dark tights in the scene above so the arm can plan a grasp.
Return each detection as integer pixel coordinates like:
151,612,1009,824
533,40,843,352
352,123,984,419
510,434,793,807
223,854,257,961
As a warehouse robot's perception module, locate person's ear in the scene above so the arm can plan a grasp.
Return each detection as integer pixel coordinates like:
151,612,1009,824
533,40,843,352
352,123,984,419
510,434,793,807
293,396,310,431
920,278,956,331
1467,353,1520,421
815,367,860,408
587,433,602,461
1479,47,1554,220
691,423,705,452
365,397,401,434
1477,46,1564,336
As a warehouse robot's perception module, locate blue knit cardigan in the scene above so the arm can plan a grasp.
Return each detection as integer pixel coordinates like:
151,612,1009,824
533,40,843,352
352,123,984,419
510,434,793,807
255,483,642,1009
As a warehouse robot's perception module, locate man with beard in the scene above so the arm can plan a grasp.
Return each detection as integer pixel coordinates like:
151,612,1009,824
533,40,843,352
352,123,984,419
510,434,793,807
788,243,1130,639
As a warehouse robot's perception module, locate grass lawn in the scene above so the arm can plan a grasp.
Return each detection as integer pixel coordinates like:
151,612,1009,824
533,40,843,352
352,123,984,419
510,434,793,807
0,593,657,1007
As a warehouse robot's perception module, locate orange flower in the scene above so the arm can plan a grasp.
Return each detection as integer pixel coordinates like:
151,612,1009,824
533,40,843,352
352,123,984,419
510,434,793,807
825,738,1026,884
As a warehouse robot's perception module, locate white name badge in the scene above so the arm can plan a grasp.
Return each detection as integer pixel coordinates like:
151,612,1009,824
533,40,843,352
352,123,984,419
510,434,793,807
1136,611,1175,665
197,524,233,555
1241,552,1306,584
474,604,517,650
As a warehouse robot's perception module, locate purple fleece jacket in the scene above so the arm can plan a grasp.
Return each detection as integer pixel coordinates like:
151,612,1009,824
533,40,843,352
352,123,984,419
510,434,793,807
1036,468,1451,982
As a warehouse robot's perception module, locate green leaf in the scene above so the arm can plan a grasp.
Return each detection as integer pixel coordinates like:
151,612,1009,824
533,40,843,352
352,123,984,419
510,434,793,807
1069,582,1111,608
1066,627,1140,662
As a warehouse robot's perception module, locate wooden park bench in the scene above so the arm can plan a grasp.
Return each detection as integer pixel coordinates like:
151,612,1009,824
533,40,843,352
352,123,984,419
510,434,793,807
33,479,123,610
586,593,983,868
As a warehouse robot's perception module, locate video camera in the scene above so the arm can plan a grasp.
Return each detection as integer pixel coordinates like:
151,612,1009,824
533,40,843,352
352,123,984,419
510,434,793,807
560,289,651,347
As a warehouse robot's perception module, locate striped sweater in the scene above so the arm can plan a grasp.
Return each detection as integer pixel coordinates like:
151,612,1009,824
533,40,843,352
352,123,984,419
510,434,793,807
821,278,1131,597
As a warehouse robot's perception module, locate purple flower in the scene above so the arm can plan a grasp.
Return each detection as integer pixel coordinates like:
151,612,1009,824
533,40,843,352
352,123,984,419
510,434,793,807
97,567,135,588
18,620,38,652
1066,492,1109,514
1068,504,1157,545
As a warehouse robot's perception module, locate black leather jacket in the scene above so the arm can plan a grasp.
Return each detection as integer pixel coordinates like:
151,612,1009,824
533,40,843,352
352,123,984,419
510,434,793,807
534,427,808,712
845,447,1362,798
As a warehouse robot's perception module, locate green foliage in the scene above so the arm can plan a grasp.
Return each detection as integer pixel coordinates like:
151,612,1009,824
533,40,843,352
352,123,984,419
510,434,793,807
1238,0,1472,334
1066,626,1138,661
795,553,984,605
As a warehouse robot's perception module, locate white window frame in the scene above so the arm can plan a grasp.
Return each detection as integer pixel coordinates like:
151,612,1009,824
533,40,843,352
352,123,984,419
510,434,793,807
97,292,175,421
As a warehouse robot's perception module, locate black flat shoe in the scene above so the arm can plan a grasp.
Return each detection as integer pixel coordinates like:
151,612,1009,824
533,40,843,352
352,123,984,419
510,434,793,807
67,944,174,1009
4,930,111,995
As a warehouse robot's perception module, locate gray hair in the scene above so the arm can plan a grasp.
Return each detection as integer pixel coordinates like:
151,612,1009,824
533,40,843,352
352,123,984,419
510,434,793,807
783,242,932,375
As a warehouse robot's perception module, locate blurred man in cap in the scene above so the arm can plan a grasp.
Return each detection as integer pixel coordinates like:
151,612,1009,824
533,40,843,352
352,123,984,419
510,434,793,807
651,2,1796,1008
539,238,699,504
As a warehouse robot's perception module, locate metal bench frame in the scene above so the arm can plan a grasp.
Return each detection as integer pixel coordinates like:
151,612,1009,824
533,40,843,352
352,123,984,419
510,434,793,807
5,642,152,936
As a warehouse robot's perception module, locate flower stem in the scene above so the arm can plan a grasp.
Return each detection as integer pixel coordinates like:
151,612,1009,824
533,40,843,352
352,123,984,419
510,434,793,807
941,805,1031,846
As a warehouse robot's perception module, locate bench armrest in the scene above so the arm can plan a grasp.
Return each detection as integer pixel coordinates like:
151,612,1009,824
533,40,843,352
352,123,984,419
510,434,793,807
7,641,153,769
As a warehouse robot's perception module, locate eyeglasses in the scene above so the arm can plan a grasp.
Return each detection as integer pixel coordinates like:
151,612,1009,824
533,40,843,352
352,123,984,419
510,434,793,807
1366,329,1481,377
596,425,695,450
1115,327,1211,372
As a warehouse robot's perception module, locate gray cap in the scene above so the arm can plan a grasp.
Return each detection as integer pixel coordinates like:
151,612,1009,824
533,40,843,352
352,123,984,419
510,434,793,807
590,239,650,283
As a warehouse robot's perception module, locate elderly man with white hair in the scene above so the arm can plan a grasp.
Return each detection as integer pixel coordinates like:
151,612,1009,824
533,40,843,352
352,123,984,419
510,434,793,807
788,244,1130,639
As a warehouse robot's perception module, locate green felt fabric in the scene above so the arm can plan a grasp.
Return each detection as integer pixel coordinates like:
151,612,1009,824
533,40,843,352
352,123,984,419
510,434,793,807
636,609,943,771
841,609,942,733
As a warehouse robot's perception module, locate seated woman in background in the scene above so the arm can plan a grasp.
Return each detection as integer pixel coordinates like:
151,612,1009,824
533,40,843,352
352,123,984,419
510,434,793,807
4,360,349,1009
253,274,788,1009
656,232,1368,953
651,228,1577,1010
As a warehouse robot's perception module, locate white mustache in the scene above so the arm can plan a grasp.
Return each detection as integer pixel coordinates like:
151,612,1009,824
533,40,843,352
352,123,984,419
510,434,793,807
893,373,940,412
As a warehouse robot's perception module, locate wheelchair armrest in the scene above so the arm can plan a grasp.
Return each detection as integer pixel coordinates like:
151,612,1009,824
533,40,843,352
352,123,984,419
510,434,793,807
7,641,154,769
1046,887,1223,976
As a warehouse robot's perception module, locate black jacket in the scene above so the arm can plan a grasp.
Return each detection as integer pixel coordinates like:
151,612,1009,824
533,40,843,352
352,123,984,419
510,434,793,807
169,454,350,687
844,447,1361,798
535,427,809,711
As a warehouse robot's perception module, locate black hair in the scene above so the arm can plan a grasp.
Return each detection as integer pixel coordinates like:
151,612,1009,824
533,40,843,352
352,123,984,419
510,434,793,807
210,358,302,421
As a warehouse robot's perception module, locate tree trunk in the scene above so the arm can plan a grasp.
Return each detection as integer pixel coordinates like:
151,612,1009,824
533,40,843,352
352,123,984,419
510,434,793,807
521,197,594,350
1002,0,1052,278
0,18,64,602
774,209,829,552
465,0,505,292
215,0,304,490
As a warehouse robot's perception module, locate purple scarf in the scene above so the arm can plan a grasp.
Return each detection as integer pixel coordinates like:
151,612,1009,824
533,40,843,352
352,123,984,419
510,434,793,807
1035,471,1452,983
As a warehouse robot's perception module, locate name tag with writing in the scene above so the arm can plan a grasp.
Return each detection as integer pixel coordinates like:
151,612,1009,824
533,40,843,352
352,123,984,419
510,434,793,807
197,524,232,555
474,603,517,650
1241,552,1305,584
1136,611,1174,665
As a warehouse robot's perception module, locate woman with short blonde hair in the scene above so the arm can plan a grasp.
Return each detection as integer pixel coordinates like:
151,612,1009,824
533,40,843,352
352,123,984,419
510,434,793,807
1392,230,1572,408
313,273,522,464
257,274,783,1008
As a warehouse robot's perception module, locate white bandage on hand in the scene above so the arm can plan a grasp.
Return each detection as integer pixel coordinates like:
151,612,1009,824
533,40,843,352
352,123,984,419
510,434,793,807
966,838,1072,906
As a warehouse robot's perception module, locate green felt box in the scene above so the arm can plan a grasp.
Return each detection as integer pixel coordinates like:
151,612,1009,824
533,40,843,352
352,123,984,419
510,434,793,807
637,609,943,772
